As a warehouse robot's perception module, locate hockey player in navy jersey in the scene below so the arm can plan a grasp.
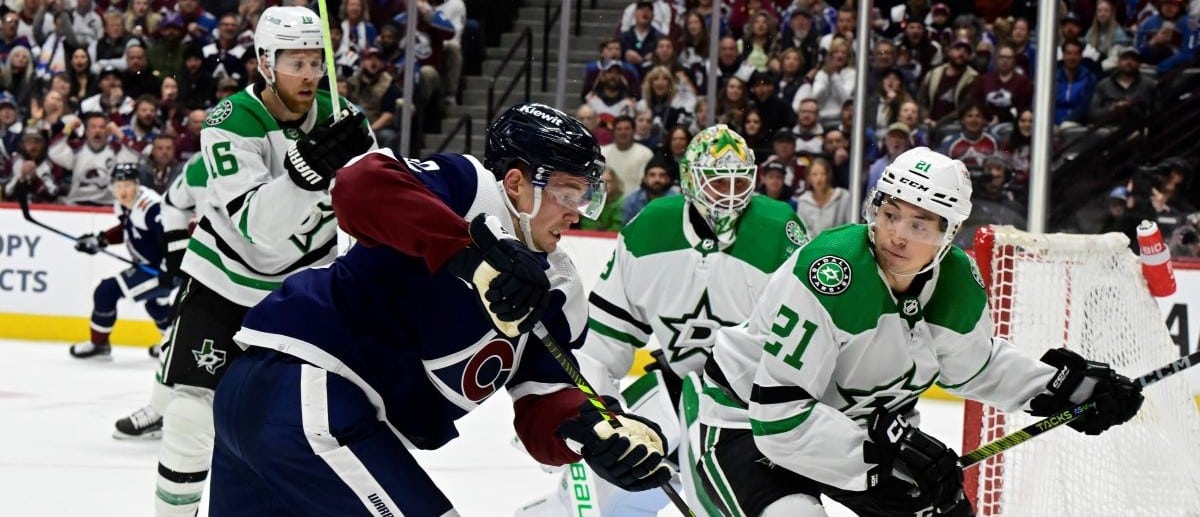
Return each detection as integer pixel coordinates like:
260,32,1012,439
208,103,674,516
69,163,176,360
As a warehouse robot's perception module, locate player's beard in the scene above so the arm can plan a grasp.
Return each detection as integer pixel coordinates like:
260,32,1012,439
274,85,312,115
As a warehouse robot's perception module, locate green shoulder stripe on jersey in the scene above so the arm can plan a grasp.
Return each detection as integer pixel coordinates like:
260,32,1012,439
622,373,658,407
204,91,275,138
924,247,988,335
792,225,893,334
750,406,814,436
183,154,208,188
725,195,808,274
587,317,646,348
620,196,691,257
187,239,282,291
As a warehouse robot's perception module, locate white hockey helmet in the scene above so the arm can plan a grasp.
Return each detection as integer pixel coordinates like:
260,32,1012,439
679,125,757,246
867,147,973,269
255,6,325,85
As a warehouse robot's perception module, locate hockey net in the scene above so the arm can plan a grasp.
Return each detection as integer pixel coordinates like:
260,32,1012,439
962,225,1200,517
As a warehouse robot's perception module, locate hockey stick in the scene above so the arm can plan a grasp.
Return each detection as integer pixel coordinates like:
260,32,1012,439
315,0,342,117
533,323,697,517
961,349,1200,467
17,190,160,276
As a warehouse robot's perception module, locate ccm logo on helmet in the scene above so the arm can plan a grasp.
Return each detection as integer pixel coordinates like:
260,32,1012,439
898,177,930,191
517,105,564,126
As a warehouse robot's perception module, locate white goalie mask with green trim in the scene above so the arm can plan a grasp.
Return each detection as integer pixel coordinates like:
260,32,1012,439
679,125,757,246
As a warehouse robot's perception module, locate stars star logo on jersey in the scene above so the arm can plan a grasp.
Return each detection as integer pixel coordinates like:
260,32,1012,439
809,256,851,295
205,99,233,127
659,291,737,363
785,220,808,247
835,365,936,421
968,255,986,289
192,339,226,374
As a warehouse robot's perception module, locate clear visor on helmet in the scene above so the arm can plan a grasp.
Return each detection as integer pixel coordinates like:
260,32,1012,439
273,53,327,78
868,194,948,246
692,167,755,214
543,171,607,220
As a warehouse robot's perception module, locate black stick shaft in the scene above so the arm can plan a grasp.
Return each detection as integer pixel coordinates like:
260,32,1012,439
962,350,1200,467
533,324,696,517
18,192,160,275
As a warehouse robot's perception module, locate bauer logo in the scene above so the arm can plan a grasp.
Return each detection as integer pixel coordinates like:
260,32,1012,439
809,256,852,295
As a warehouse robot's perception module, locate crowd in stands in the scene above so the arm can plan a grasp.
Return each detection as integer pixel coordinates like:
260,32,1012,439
571,0,1199,253
0,0,500,205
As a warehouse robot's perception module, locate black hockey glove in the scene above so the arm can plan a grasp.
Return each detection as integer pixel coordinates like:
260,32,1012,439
557,396,673,492
284,108,373,191
1028,348,1144,435
158,229,190,289
75,233,107,254
446,214,552,338
864,407,971,516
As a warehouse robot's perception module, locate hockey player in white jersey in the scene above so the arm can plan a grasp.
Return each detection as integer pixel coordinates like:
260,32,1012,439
694,147,1146,516
520,126,810,517
68,163,175,360
151,6,375,516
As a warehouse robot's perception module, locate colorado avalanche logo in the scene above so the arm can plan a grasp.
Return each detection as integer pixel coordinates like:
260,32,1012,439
460,339,516,402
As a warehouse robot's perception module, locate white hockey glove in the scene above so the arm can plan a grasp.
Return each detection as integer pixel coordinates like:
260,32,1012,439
284,109,373,191
446,214,552,337
864,408,971,516
1028,348,1144,435
557,396,673,492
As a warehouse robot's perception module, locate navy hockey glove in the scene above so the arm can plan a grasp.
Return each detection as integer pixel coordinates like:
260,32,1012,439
1028,348,1144,435
75,233,107,255
446,214,552,337
158,229,189,289
285,109,373,191
864,407,971,516
557,396,673,492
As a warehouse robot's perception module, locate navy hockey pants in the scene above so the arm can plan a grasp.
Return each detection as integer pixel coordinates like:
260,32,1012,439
210,346,457,517
91,266,173,333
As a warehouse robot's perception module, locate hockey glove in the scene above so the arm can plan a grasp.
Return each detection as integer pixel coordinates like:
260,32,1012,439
284,108,373,191
557,396,673,492
1028,348,1144,435
75,233,107,255
446,214,551,338
157,229,190,289
864,407,970,516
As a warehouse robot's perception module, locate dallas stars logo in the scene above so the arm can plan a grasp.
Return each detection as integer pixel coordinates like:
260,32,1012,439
659,291,737,363
205,99,233,126
809,256,851,295
192,339,227,375
707,129,748,161
835,364,937,421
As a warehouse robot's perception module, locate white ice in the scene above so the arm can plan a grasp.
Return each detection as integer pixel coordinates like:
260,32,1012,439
0,339,964,516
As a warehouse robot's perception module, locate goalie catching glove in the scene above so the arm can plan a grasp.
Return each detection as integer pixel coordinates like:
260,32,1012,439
285,108,373,191
446,214,552,337
864,407,973,516
1028,348,1144,435
557,396,673,492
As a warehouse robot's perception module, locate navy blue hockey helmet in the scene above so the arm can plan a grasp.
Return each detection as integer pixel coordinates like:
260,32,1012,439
485,103,605,186
111,162,141,182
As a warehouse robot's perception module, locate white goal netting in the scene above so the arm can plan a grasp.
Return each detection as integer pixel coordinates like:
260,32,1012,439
963,226,1200,517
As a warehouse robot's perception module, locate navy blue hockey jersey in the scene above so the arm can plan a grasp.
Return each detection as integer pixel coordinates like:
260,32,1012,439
112,186,165,268
234,150,589,452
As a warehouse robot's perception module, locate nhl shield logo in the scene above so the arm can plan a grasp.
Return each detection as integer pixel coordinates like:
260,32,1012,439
809,256,852,295
902,299,920,316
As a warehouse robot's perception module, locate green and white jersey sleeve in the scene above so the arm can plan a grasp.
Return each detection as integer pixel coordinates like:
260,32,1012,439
576,195,808,399
182,87,377,307
702,224,1056,491
162,154,205,231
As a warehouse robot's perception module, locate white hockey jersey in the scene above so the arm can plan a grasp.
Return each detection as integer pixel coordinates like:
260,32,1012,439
576,195,809,398
48,136,139,206
181,86,376,307
701,224,1058,491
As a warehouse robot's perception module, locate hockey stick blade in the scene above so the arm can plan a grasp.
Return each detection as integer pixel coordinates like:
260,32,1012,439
961,349,1200,467
18,191,161,275
532,324,697,517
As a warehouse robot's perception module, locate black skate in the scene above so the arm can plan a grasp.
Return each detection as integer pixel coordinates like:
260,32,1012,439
113,406,163,440
69,342,112,360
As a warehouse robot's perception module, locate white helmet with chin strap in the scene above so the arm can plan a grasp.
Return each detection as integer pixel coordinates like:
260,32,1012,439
255,6,325,86
867,147,973,272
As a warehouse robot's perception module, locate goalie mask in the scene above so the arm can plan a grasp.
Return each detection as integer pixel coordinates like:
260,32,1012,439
866,147,973,274
679,125,757,247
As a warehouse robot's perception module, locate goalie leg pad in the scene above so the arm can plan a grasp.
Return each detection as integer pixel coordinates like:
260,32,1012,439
156,385,215,517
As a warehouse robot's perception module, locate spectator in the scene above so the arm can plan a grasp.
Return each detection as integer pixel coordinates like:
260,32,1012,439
778,9,820,76
942,103,998,172
796,156,852,236
157,76,184,135
578,167,625,232
80,66,135,123
123,0,162,39
1169,218,1200,258
821,127,850,186
214,76,239,101
917,38,977,128
1008,17,1034,74
792,97,824,154
812,37,856,123
602,115,655,194
122,44,159,99
867,122,914,191
2,128,64,203
896,99,930,147
748,71,793,133
1135,0,1192,66
203,14,249,84
176,43,215,110
576,104,611,146
347,47,401,149
62,0,105,49
618,0,675,36
619,1,663,68
175,109,204,160
0,12,32,64
716,35,755,90
716,75,752,128
764,128,809,194
728,0,779,39
739,11,778,73
117,94,160,154
633,109,660,149
433,0,466,103
819,4,857,52
1058,12,1103,65
581,38,640,103
175,0,218,46
141,134,181,193
1086,0,1133,69
66,47,97,107
1157,157,1196,214
1,45,35,108
0,93,21,160
33,9,71,82
971,42,1032,125
774,48,810,107
659,124,691,182
29,89,77,137
1090,49,1157,125
956,155,1027,247
741,108,771,160
621,156,680,223
637,65,695,137
896,12,943,77
326,24,358,80
756,161,796,210
1002,108,1033,186
586,62,637,125
340,0,378,54
90,11,138,74
375,23,441,132
867,68,916,133
50,112,137,206
866,39,900,95
679,11,711,94
149,14,188,80
1055,40,1097,126
928,3,955,47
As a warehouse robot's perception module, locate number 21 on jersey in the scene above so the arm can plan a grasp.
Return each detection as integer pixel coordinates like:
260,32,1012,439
763,305,817,370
